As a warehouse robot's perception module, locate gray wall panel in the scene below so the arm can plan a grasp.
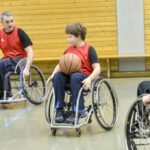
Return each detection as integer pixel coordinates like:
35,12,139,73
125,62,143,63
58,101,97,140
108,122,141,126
117,0,145,71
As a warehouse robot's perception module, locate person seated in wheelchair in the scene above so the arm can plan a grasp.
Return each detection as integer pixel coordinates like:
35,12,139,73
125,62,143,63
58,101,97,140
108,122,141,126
0,11,34,100
137,81,150,105
47,22,101,124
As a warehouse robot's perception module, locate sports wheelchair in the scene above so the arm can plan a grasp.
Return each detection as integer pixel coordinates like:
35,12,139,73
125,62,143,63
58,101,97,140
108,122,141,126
125,96,150,150
125,81,150,150
45,77,119,136
0,58,46,105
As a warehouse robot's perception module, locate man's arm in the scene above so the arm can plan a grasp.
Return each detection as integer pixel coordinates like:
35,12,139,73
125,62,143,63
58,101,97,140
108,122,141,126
18,28,34,78
47,64,61,84
23,45,34,78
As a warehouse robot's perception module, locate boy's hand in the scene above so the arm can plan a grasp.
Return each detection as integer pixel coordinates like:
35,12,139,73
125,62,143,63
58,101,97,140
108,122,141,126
47,74,54,85
82,78,92,91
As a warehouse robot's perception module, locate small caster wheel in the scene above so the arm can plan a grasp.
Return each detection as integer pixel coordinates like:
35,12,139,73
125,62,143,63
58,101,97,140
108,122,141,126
51,128,56,136
76,128,81,137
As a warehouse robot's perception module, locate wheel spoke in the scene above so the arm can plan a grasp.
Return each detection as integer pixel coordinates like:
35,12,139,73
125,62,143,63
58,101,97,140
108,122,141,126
21,66,45,105
125,100,150,150
92,78,118,130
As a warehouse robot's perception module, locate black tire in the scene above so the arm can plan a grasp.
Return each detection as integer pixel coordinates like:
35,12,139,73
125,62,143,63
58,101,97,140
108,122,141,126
20,65,46,105
125,99,150,150
45,85,53,123
92,78,119,130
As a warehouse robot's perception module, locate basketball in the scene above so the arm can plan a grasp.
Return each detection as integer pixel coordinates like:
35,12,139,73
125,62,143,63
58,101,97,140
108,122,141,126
59,53,81,75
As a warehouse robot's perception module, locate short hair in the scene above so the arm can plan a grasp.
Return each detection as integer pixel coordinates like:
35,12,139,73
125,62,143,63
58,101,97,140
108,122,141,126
65,22,87,41
0,11,13,22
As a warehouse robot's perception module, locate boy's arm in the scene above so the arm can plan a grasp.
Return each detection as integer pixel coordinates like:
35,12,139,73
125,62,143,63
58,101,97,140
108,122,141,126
47,49,66,83
51,64,61,76
88,63,101,80
82,46,101,90
82,63,101,90
47,64,61,83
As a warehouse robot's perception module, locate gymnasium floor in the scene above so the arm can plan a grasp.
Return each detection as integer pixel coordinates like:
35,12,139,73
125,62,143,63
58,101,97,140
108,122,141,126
0,77,149,150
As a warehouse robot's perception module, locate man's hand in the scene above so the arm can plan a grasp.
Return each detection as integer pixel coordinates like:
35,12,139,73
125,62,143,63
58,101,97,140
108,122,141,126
23,46,34,79
23,67,30,79
142,94,150,105
82,77,92,91
23,68,30,79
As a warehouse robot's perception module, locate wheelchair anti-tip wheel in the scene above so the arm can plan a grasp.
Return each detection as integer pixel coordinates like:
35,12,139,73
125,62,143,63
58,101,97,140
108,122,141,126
76,128,81,137
20,65,46,105
51,128,57,136
125,99,150,150
92,78,119,130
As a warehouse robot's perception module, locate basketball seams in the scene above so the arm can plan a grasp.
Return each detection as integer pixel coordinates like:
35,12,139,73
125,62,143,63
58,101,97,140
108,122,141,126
59,53,81,75
59,62,66,73
71,58,81,72
64,54,69,74
67,53,73,74
59,55,68,73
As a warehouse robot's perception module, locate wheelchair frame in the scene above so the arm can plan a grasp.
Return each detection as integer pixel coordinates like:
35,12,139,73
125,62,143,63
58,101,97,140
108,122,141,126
45,77,119,136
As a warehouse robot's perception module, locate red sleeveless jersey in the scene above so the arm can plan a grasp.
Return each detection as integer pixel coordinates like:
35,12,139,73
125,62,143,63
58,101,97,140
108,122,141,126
0,26,27,58
66,43,93,75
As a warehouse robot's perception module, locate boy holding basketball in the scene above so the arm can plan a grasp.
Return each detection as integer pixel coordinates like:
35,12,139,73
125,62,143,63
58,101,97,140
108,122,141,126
47,23,101,123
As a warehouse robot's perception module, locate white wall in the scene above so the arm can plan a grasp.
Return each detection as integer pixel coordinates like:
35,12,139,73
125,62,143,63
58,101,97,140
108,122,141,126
117,0,145,71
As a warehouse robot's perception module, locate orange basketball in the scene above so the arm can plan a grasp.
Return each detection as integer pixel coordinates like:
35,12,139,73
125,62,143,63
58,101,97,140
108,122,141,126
59,53,81,75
